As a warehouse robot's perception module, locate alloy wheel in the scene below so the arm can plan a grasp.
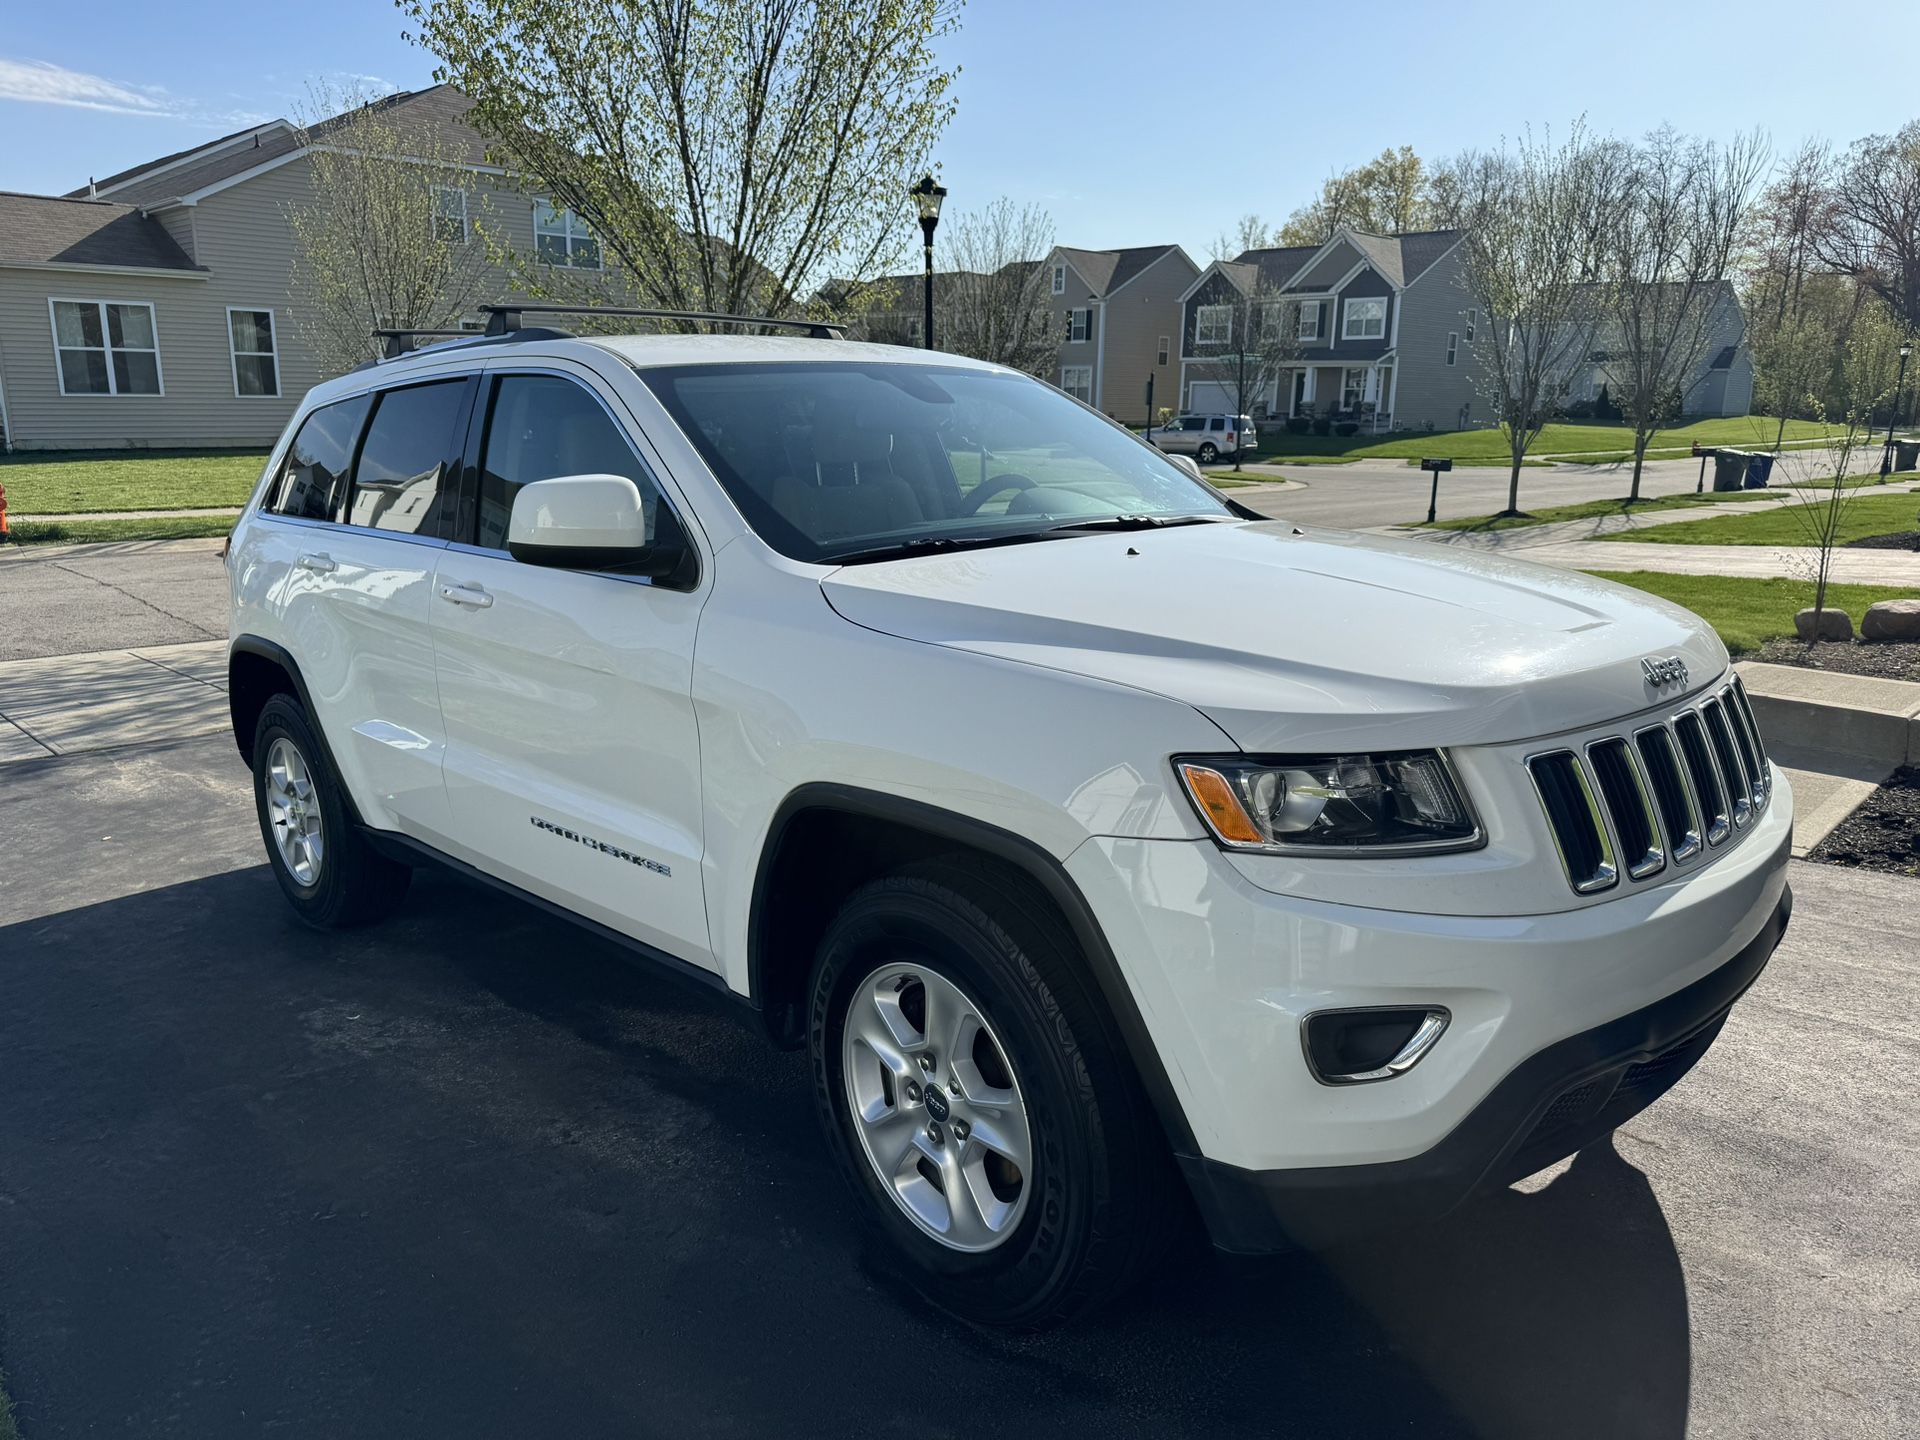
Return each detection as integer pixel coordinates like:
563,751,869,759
841,962,1034,1253
265,736,325,886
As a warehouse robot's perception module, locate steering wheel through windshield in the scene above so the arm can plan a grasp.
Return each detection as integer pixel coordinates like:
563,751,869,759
959,473,1037,516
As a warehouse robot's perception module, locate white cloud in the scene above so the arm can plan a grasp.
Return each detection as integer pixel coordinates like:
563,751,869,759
0,57,173,117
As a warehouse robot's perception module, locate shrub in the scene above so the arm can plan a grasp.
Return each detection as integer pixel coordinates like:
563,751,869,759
1311,417,1333,436
1285,416,1311,434
1333,421,1359,436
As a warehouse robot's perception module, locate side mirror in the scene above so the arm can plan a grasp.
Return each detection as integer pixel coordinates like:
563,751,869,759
1167,454,1205,482
506,473,688,579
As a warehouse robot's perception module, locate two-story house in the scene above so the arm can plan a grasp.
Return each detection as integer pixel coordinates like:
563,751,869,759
1572,280,1754,418
0,85,610,451
1043,244,1197,425
1177,227,1479,431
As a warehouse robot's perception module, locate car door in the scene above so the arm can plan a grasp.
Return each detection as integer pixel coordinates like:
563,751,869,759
428,362,713,967
250,377,470,838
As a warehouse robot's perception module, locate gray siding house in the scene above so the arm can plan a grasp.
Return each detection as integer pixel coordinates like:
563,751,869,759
0,86,609,451
1177,227,1479,431
1043,243,1197,425
1574,280,1754,418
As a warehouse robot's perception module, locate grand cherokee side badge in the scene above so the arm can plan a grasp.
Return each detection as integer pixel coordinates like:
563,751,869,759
530,815,671,876
1642,655,1689,690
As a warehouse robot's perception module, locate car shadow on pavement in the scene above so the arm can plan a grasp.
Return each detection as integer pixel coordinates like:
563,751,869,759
0,863,1688,1439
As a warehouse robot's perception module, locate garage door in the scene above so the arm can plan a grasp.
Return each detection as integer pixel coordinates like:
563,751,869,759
1186,381,1234,413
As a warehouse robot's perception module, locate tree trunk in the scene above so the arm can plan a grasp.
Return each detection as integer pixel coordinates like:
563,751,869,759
1506,451,1524,514
1629,429,1650,501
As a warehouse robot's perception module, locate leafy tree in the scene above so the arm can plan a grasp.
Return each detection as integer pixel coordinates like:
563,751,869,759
399,0,961,318
284,84,498,373
1276,146,1436,245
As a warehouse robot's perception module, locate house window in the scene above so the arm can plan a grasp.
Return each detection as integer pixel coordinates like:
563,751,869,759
433,186,470,244
1156,335,1170,366
1068,308,1089,343
1464,307,1477,342
227,308,280,398
1342,296,1387,340
50,298,161,396
534,199,601,269
1060,365,1093,402
1445,332,1458,367
1297,299,1322,340
1195,304,1232,347
907,316,921,342
1342,367,1367,410
1257,302,1283,343
1051,264,1066,295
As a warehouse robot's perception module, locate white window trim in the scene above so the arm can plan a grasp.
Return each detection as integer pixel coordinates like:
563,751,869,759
48,297,164,397
1342,296,1387,341
1156,334,1170,366
1195,304,1233,348
1464,307,1477,342
433,185,471,244
1068,308,1089,344
1060,364,1093,402
1341,366,1368,409
534,199,603,271
225,306,281,399
1445,331,1459,367
1051,263,1066,295
1297,299,1322,340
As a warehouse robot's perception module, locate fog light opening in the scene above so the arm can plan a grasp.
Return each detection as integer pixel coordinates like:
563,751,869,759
1303,1007,1450,1085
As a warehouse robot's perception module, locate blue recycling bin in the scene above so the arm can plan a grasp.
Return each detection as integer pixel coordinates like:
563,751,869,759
1744,453,1775,488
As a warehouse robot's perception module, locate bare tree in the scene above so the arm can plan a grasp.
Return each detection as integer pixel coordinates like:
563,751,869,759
284,85,498,374
1598,128,1769,499
400,0,960,320
1210,213,1275,263
1815,120,1920,339
938,198,1059,376
1745,140,1841,450
1183,273,1300,471
1439,125,1625,515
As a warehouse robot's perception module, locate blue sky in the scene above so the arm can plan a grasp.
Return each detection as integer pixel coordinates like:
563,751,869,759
4,0,1917,263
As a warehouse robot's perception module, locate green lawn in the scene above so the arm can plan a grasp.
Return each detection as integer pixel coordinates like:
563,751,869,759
1256,417,1844,465
1422,491,1779,533
6,514,237,546
1588,572,1920,654
0,448,267,515
1594,491,1920,546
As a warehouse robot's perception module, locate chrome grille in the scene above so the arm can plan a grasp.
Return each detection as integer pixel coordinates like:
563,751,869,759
1530,680,1771,894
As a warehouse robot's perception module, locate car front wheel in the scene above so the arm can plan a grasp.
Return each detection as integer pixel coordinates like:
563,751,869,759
808,859,1180,1328
1197,442,1218,463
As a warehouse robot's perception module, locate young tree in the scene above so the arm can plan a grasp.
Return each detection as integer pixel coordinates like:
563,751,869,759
1439,125,1625,515
1183,274,1299,470
284,85,498,374
1598,128,1768,499
400,0,960,319
1210,213,1275,263
1745,140,1842,450
1276,146,1435,245
937,198,1059,377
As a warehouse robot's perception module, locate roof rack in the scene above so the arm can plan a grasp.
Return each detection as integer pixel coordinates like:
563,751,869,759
353,326,578,372
372,327,476,360
480,303,844,341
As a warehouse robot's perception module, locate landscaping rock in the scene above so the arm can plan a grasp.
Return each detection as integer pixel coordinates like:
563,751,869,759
1861,599,1920,642
1796,607,1854,642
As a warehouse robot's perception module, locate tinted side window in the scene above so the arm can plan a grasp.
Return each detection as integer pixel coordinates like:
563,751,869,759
477,374,662,550
345,380,468,537
1209,418,1225,431
270,395,371,520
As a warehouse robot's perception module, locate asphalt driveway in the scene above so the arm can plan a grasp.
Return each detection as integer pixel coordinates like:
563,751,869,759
1,738,1915,1438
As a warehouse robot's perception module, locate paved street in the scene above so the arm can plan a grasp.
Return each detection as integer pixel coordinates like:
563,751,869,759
0,723,1916,1438
0,537,227,662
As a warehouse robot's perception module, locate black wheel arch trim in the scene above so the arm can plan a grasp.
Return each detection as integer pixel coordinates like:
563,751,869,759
749,782,1201,1157
227,635,369,829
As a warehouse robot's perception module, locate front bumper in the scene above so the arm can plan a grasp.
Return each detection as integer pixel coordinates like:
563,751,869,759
1182,887,1790,1251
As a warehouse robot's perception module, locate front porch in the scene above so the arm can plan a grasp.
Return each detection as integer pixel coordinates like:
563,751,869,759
1281,360,1397,432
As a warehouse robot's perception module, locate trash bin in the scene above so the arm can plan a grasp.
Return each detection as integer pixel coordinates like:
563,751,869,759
1895,438,1920,472
1712,449,1749,492
1745,453,1776,488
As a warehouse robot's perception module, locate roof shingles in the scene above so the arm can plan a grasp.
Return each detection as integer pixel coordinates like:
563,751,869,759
0,192,203,273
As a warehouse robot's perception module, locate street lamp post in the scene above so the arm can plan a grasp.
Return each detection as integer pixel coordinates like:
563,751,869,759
909,174,946,351
1881,341,1913,480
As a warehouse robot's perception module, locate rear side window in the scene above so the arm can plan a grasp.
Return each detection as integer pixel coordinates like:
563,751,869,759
476,374,661,550
1209,418,1225,431
345,379,469,537
269,395,370,520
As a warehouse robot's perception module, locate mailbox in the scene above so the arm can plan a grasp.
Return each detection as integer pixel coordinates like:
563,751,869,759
1420,457,1453,473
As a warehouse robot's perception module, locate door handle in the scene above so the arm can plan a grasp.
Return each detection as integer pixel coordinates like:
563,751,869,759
437,581,494,610
295,551,337,574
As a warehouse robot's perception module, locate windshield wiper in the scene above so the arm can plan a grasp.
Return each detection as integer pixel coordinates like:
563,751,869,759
1044,513,1226,534
820,530,1066,566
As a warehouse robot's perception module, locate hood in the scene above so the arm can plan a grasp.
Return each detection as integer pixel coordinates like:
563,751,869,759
820,520,1728,752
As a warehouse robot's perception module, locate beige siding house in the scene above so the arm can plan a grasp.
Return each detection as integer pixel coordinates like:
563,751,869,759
0,86,607,451
1043,244,1196,426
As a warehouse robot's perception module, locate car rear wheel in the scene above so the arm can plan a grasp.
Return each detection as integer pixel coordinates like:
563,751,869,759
1196,441,1218,464
808,858,1181,1328
252,694,411,929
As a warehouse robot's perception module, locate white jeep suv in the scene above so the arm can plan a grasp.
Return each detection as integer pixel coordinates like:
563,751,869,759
227,312,1793,1328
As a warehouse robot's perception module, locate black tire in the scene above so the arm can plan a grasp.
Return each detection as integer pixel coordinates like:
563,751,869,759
252,694,411,929
1197,441,1218,464
808,857,1182,1328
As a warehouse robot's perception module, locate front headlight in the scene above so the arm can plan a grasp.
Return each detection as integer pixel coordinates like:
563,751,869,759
1175,751,1483,855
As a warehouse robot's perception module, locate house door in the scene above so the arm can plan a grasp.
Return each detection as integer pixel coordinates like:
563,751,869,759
1291,371,1309,415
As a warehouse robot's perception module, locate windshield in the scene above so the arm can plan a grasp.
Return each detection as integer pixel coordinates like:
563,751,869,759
638,361,1231,563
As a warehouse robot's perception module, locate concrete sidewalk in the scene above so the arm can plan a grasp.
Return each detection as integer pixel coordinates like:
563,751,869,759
0,640,228,762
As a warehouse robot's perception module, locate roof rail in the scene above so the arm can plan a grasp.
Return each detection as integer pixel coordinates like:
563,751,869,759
352,325,577,373
480,304,844,341
372,327,475,360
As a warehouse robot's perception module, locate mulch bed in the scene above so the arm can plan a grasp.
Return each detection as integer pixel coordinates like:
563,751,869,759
1807,767,1920,878
1844,531,1920,551
1751,638,1920,681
